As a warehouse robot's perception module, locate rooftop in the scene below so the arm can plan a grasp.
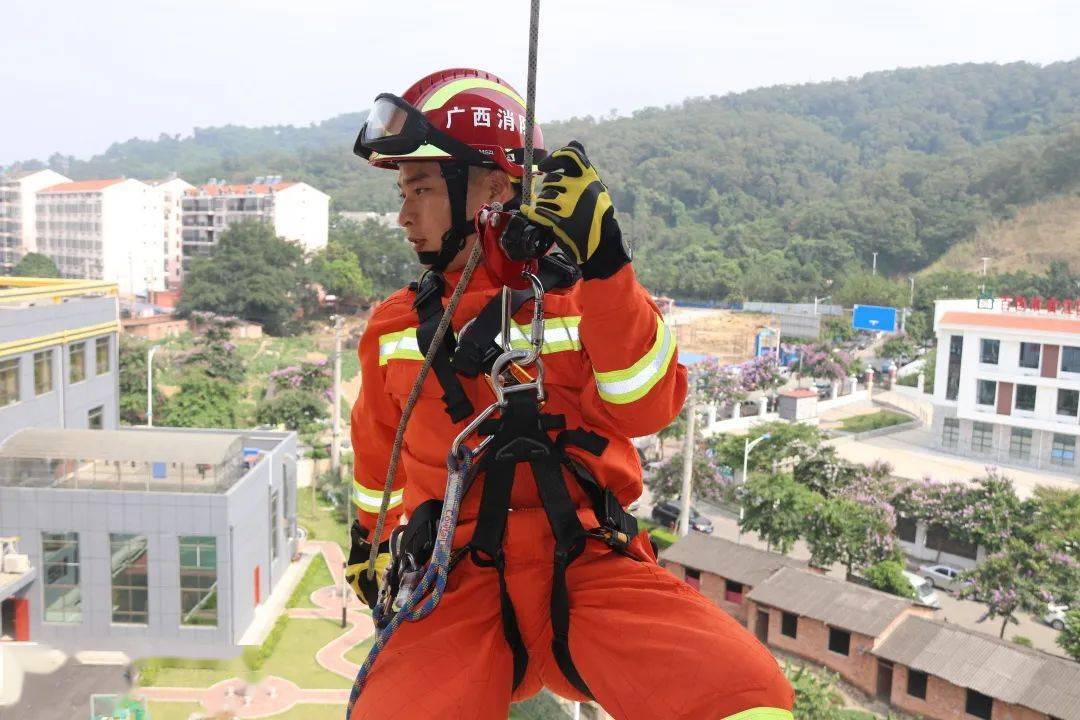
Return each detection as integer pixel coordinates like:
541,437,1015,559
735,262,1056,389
660,534,807,587
38,178,126,194
187,181,296,197
938,310,1080,335
875,615,1080,720
779,388,817,398
0,277,118,305
747,566,914,636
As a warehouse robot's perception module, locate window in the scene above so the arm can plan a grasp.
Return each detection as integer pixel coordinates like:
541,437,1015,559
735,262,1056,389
1019,342,1041,370
946,336,963,401
1051,434,1076,467
942,418,960,449
1062,346,1080,374
980,339,1000,364
781,612,798,638
110,534,149,625
33,350,53,395
896,516,917,543
88,406,104,430
965,689,993,719
828,627,851,655
95,336,110,374
179,536,217,627
42,532,81,623
1058,389,1079,417
976,380,996,406
1009,428,1032,460
69,342,86,383
270,491,280,561
724,579,744,603
1015,384,1037,412
971,422,994,453
684,567,700,590
0,357,18,406
906,669,928,700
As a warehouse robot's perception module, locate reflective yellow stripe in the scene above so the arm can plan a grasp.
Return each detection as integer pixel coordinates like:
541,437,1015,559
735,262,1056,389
420,78,526,112
721,709,793,720
378,329,422,365
495,316,582,355
353,482,403,514
594,315,676,404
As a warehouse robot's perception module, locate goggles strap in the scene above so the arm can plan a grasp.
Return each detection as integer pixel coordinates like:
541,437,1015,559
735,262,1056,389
419,161,472,272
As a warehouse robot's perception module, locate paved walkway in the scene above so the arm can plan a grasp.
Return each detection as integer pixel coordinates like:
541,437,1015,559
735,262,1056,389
134,540,375,718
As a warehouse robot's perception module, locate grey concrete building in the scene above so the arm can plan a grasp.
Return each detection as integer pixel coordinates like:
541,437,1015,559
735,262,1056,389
0,426,298,659
0,278,120,441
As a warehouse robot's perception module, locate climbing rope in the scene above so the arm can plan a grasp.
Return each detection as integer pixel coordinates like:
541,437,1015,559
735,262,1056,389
522,0,541,206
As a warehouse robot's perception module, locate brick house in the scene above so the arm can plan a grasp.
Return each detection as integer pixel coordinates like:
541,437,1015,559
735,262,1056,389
875,615,1080,720
660,534,806,622
746,566,935,697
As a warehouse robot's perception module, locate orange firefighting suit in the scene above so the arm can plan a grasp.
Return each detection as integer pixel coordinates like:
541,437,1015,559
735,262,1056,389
349,262,795,719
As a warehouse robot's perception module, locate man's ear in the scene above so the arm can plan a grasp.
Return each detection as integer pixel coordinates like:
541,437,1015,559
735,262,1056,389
489,170,514,203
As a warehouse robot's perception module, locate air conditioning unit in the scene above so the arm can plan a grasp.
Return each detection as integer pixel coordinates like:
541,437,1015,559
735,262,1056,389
3,554,30,573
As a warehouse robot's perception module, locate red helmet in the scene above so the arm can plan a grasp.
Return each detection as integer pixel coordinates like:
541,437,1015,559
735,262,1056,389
355,68,544,178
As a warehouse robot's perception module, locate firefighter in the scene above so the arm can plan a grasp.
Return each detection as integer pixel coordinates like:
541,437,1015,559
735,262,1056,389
346,68,794,720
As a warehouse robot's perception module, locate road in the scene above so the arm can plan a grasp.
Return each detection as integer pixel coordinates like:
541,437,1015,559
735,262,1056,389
636,485,1068,658
1,658,131,720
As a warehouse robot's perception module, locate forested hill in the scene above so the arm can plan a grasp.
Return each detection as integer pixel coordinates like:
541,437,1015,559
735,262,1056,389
11,59,1080,301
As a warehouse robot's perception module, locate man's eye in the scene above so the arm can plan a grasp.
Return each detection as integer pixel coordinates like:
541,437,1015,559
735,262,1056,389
414,187,427,195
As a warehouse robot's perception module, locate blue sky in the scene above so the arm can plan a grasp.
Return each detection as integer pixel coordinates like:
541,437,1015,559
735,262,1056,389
2,0,1078,165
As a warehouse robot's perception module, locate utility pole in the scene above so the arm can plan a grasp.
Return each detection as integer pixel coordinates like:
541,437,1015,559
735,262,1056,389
872,252,878,276
146,345,160,427
678,382,698,537
909,277,915,307
329,304,347,525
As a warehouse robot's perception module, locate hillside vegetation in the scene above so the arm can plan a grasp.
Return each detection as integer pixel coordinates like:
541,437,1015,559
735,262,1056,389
8,59,1080,302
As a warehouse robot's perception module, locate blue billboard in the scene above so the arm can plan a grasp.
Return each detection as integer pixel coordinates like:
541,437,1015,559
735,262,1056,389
852,304,898,332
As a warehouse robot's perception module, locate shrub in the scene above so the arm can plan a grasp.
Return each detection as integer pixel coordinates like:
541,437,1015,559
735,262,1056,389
242,615,290,671
862,559,917,599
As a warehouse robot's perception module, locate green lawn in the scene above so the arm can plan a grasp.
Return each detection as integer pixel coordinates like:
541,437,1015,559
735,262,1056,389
146,701,203,720
343,635,375,667
143,619,351,690
287,554,335,609
838,409,910,433
298,492,350,549
147,701,348,720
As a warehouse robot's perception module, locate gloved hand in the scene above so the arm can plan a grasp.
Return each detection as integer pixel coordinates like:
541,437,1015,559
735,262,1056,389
345,521,392,610
520,141,632,280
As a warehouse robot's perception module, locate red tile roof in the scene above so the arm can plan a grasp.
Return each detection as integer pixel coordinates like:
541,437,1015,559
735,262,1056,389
939,311,1080,335
780,388,818,398
39,179,126,193
187,182,296,197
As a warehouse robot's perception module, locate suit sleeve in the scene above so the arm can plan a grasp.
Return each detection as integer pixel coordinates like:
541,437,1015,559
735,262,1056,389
350,319,407,544
578,263,687,437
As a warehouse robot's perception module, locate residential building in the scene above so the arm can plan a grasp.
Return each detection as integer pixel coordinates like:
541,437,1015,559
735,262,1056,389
149,176,194,289
746,566,934,697
660,534,807,623
875,615,1080,720
0,169,72,269
338,210,398,228
0,426,298,659
120,314,190,341
895,515,986,571
35,179,166,296
181,178,329,271
0,278,120,441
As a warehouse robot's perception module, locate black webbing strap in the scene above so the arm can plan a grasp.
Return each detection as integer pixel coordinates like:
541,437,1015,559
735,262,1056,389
452,253,580,378
412,272,474,423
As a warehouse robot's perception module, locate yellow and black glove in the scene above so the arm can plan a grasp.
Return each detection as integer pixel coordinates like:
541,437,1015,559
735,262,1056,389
520,141,632,280
345,521,392,610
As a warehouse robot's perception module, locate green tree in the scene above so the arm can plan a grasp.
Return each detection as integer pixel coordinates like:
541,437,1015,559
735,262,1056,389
255,389,328,432
805,496,896,574
312,242,373,305
736,473,819,554
863,559,917,599
644,443,732,508
12,252,59,277
881,333,916,361
156,374,239,429
118,337,164,425
710,421,826,478
179,221,315,336
329,216,415,299
785,664,846,720
834,272,908,308
1057,608,1080,662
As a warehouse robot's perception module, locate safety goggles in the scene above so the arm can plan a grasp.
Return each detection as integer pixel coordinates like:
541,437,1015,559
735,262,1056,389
353,93,493,167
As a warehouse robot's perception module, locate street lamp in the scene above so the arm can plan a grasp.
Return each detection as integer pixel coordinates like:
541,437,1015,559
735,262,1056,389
146,345,161,427
813,295,831,316
872,252,878,276
738,431,771,544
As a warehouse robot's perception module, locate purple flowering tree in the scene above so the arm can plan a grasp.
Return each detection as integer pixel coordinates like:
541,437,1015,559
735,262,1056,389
739,354,785,396
797,343,856,385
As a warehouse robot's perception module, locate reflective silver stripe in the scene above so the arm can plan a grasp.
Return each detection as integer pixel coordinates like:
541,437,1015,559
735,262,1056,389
378,329,422,365
494,316,582,354
353,482,404,513
594,315,676,404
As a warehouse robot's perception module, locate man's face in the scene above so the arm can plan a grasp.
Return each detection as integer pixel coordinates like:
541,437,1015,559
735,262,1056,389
396,161,509,272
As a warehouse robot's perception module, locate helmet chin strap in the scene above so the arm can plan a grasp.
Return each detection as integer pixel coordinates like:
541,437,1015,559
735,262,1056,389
418,161,474,272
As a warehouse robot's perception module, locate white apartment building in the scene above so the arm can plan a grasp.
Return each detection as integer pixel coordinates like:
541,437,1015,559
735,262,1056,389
0,169,72,269
932,297,1080,475
35,179,165,297
181,177,329,271
149,176,194,288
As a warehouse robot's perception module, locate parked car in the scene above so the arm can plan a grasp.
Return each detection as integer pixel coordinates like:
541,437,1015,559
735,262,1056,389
1044,603,1069,631
651,501,714,534
918,563,964,593
903,571,941,608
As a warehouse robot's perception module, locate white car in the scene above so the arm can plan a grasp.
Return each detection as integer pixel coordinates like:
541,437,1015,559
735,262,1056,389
918,563,964,593
903,570,940,608
1044,603,1069,631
